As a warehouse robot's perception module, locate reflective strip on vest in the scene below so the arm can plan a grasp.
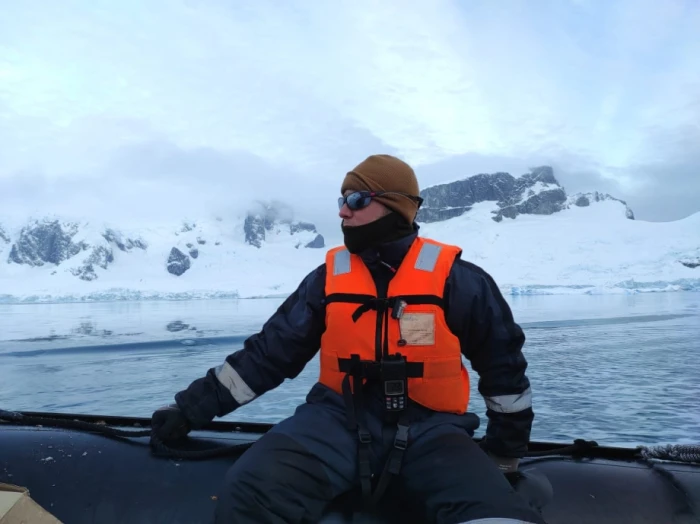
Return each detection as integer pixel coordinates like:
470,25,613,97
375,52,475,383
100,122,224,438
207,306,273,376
484,387,532,413
334,249,351,275
414,242,442,272
215,361,257,406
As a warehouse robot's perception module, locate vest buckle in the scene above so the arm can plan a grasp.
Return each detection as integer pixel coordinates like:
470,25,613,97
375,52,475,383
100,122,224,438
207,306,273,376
393,424,409,450
358,428,372,444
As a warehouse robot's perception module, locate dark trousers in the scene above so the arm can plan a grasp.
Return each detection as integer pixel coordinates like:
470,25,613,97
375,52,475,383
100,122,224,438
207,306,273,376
214,384,547,524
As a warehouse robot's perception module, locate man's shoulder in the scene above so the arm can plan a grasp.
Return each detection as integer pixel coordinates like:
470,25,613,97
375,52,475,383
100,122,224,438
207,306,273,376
304,261,327,281
416,235,483,272
418,234,461,250
452,256,492,277
279,262,327,307
445,251,503,293
411,235,463,267
443,255,515,326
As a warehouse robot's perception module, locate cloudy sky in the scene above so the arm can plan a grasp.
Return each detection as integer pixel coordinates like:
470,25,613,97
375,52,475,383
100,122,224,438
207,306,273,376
1,0,698,235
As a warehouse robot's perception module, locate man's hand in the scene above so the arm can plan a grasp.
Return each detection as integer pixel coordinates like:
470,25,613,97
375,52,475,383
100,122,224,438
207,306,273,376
151,404,192,441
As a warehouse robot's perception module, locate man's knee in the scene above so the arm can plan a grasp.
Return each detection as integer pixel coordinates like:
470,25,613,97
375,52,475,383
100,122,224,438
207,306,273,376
214,432,335,524
400,431,547,524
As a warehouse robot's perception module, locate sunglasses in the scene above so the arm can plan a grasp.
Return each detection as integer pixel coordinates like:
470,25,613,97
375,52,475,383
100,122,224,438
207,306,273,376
338,191,424,211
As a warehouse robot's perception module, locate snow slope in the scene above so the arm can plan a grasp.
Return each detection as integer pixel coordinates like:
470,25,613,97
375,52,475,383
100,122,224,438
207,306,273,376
420,200,700,295
0,198,698,303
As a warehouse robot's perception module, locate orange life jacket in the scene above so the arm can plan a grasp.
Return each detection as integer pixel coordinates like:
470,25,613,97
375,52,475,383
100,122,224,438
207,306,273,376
318,236,471,414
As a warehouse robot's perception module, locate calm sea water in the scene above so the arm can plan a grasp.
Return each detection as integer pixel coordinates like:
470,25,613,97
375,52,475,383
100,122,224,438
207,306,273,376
1,292,699,448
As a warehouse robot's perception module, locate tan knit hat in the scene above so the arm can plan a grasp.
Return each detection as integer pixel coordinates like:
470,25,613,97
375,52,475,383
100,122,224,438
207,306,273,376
341,154,421,224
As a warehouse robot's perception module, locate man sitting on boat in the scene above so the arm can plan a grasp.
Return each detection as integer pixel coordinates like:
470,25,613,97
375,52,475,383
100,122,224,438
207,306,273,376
152,154,546,524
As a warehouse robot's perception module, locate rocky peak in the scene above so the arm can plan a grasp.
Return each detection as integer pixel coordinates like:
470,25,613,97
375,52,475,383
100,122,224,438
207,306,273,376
566,191,635,219
8,219,88,266
416,166,634,223
6,218,148,281
244,201,325,249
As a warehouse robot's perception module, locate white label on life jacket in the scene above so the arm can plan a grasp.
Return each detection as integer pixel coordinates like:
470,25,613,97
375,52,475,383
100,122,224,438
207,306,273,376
399,313,435,345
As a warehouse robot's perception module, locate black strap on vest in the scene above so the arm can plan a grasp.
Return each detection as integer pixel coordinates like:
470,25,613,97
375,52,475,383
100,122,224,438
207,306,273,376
341,356,373,503
338,357,424,379
371,417,410,504
340,354,417,508
325,293,445,323
325,292,445,508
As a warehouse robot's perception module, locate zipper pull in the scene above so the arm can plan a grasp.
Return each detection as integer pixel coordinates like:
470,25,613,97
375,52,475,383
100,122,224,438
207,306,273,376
380,260,397,273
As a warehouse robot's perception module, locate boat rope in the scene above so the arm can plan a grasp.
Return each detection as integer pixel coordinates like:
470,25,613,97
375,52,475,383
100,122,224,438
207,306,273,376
637,443,700,464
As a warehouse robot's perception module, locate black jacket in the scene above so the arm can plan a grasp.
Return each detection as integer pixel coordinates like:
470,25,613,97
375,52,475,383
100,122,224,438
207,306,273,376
174,231,535,458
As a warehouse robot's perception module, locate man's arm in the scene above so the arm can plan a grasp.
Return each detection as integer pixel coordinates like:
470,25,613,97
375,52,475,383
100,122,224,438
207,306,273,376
174,263,328,428
444,258,534,458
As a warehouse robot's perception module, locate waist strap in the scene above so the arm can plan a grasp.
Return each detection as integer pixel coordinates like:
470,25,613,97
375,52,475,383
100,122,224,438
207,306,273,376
338,356,424,379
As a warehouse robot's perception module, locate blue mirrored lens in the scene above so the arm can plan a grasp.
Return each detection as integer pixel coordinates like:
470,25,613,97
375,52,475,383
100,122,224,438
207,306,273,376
340,192,372,210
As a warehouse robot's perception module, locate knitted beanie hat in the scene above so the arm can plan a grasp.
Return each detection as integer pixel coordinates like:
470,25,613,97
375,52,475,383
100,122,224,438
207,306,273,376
340,154,421,224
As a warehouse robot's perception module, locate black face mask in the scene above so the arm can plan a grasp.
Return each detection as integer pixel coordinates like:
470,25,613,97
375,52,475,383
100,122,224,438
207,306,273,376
341,212,414,254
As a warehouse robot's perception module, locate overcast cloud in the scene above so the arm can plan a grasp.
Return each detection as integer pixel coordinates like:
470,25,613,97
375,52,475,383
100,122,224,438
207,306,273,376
1,0,698,238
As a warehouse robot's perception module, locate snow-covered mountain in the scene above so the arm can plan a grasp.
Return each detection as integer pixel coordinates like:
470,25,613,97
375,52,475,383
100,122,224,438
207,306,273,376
0,166,698,302
417,166,636,223
0,200,327,302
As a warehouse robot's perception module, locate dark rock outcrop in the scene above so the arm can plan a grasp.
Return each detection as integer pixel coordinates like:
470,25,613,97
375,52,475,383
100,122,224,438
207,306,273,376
244,201,324,248
679,257,699,269
244,214,267,248
6,220,148,279
567,191,635,219
493,188,567,222
8,219,88,266
102,228,147,251
290,221,317,234
167,247,191,276
417,166,635,223
70,246,115,281
304,234,325,249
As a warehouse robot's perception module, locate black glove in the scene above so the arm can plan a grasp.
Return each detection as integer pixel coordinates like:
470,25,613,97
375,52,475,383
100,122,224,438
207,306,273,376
489,453,520,473
478,439,520,473
151,404,192,441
